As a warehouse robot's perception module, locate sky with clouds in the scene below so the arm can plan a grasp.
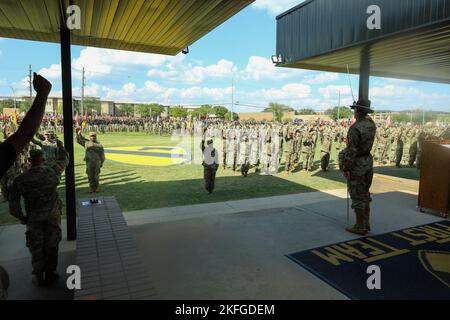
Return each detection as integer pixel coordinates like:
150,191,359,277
0,0,449,112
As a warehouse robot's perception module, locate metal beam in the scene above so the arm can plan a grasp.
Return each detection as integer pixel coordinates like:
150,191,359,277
60,26,77,241
359,46,370,101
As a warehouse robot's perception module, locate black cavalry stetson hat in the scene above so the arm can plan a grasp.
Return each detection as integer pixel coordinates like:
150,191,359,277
350,98,374,114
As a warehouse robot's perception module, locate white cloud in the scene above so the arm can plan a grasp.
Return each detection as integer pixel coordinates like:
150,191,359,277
99,80,232,104
240,56,304,81
179,86,232,101
370,85,423,98
318,85,353,100
73,47,180,78
245,83,311,105
252,0,305,16
73,83,100,97
148,59,237,84
304,73,339,84
38,63,61,80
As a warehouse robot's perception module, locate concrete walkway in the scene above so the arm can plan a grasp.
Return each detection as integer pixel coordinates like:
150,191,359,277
0,173,441,300
126,174,443,299
0,223,75,300
123,173,419,226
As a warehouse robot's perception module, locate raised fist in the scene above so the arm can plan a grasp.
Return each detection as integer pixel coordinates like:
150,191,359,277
33,73,52,94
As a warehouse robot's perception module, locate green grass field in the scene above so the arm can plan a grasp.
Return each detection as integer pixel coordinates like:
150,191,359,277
0,132,420,225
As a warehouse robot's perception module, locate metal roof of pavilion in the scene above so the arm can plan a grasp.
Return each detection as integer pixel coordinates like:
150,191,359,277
276,0,450,84
0,0,254,55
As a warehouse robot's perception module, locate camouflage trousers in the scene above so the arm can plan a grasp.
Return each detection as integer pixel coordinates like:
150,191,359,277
87,162,101,191
301,149,314,171
26,217,62,275
285,152,295,172
203,164,218,193
348,169,374,210
409,143,418,166
320,151,330,171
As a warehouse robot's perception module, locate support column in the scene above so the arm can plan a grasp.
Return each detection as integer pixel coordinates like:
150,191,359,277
359,46,371,101
60,27,77,241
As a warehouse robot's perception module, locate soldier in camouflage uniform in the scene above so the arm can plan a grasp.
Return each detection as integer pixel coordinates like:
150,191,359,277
238,134,251,177
320,124,333,171
260,130,272,176
408,128,419,167
76,129,105,193
394,128,404,168
293,128,303,169
283,129,295,174
340,98,376,236
249,128,260,173
415,130,426,170
221,126,228,170
8,141,69,287
301,126,317,172
32,130,58,167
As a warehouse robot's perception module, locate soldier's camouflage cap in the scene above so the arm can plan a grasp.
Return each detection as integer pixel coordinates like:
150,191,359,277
44,130,55,135
89,132,97,137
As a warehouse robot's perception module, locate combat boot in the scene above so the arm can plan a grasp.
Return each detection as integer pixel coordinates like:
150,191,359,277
345,209,368,236
43,271,59,286
32,272,45,287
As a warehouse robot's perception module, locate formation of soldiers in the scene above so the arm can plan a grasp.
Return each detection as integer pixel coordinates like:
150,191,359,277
196,119,449,176
1,116,449,194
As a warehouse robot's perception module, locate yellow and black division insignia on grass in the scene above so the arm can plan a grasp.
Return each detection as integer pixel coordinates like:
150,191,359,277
104,146,190,167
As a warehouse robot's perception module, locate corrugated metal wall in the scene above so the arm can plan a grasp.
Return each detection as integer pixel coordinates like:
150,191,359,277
277,0,450,63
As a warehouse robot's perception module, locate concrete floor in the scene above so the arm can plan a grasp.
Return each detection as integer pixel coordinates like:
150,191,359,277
129,174,442,299
0,173,444,299
0,222,76,300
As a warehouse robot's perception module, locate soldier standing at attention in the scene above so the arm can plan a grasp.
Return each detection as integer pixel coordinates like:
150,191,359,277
8,141,69,287
201,138,219,194
394,129,404,168
320,124,333,172
284,129,295,174
76,129,105,193
238,134,251,177
340,98,376,236
221,127,228,170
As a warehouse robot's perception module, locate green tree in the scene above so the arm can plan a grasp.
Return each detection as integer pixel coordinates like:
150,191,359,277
224,111,239,121
213,106,229,119
0,99,16,109
120,104,134,116
295,108,317,115
19,98,32,113
198,105,214,117
84,97,101,114
264,103,293,122
170,106,188,118
148,103,164,117
136,104,151,117
327,106,353,120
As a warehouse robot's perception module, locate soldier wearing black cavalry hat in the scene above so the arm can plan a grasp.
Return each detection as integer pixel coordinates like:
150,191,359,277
340,98,377,235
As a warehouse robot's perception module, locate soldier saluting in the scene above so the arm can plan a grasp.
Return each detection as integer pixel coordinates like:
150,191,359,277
201,135,219,194
8,140,69,287
76,129,105,193
340,98,377,235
